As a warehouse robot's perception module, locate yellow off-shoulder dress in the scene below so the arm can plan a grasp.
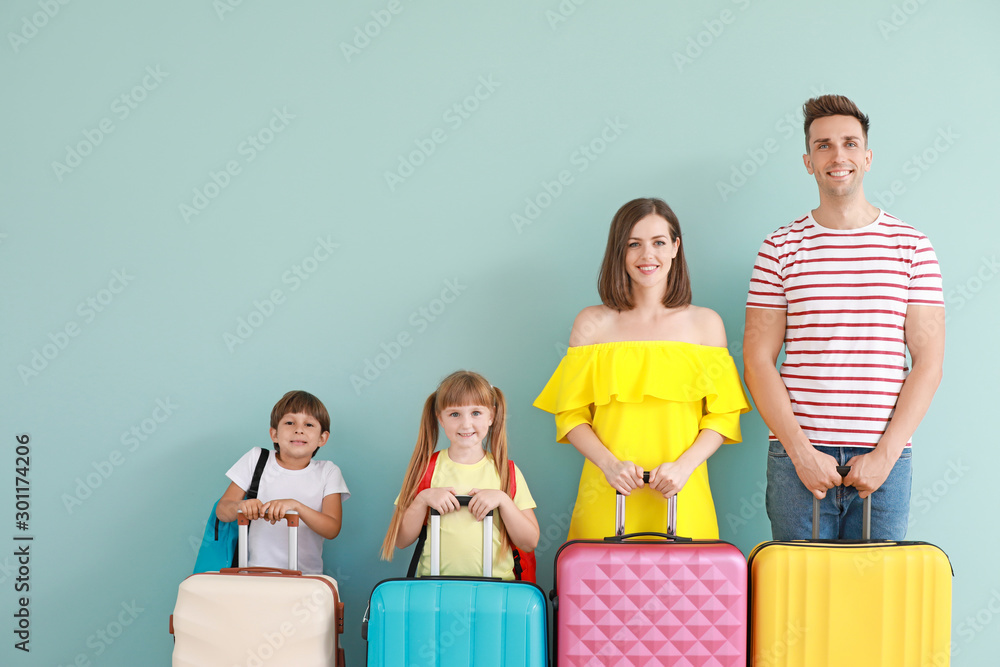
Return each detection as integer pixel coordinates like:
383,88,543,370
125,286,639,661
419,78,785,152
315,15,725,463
533,341,751,540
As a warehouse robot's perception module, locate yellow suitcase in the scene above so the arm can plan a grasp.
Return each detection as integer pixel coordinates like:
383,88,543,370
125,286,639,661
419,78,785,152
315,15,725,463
748,471,952,667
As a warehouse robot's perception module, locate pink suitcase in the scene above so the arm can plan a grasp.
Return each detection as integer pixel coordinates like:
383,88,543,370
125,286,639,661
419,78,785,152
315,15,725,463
552,475,747,666
170,511,345,667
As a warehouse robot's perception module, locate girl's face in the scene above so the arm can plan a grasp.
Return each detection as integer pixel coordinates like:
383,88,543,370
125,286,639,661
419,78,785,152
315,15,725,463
624,214,680,291
439,404,494,451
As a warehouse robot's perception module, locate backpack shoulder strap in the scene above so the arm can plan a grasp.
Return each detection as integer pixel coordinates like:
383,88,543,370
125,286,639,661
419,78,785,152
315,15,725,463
406,451,440,578
224,448,270,568
245,448,270,500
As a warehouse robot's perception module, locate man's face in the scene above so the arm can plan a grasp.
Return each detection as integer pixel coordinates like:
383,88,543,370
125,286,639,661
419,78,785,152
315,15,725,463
803,115,872,200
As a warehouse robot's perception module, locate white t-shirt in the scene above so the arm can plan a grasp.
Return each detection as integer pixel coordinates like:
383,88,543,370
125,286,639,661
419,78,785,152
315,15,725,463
226,446,350,574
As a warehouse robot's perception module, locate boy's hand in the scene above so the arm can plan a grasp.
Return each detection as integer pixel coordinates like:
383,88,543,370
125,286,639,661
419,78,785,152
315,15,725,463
418,487,459,515
237,498,266,520
467,488,507,522
261,499,302,524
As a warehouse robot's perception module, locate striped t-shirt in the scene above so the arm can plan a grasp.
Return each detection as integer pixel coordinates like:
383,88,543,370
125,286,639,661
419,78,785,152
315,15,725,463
746,211,944,448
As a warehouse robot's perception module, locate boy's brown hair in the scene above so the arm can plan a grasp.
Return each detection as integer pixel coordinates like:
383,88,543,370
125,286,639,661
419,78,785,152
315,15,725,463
598,197,691,311
270,390,330,458
803,94,870,151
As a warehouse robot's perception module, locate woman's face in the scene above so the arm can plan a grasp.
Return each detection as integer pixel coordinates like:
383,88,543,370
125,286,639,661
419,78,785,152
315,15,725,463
624,214,680,291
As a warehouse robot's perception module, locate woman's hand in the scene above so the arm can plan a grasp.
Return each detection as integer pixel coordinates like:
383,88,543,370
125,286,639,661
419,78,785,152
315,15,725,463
601,459,645,495
647,461,694,498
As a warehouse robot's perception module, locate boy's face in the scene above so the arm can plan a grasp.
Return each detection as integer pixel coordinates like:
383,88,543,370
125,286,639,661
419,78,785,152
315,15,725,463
803,114,872,200
270,411,329,459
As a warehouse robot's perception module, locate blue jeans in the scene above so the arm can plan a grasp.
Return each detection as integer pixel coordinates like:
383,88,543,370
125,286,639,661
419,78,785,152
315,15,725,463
765,441,912,540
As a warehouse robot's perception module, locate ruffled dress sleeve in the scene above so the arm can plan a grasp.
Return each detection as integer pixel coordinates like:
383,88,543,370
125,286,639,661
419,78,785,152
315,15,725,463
533,341,751,444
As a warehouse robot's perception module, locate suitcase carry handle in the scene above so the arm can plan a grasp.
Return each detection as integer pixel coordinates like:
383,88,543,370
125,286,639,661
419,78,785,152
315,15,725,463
614,472,678,537
428,495,495,577
604,531,693,543
237,509,299,570
811,466,872,540
219,566,303,576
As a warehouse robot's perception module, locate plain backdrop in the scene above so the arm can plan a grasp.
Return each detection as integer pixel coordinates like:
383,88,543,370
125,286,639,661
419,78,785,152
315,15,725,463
2,1,998,664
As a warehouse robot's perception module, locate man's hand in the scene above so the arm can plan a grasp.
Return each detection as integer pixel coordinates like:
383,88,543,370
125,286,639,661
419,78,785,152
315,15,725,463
844,451,895,499
791,447,843,499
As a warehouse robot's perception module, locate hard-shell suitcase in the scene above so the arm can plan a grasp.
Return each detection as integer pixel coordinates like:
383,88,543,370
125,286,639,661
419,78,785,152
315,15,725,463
748,466,953,666
552,475,748,666
171,511,345,667
364,496,548,666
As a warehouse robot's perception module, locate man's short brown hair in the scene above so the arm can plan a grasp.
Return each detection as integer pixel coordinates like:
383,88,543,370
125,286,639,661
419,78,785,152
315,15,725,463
803,95,870,151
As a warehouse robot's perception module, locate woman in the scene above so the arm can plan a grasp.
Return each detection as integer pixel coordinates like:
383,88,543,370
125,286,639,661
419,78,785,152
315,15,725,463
534,198,750,539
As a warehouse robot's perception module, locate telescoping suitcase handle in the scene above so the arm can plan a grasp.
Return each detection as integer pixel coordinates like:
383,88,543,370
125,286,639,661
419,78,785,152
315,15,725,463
235,509,300,570
811,465,873,540
612,472,683,540
428,495,496,577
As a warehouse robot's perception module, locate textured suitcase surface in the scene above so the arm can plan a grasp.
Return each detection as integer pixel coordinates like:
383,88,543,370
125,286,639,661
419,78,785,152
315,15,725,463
553,539,747,666
748,539,952,666
366,578,548,666
552,478,747,667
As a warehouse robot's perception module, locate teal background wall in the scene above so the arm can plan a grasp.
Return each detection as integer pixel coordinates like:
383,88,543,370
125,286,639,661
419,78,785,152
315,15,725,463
2,1,998,664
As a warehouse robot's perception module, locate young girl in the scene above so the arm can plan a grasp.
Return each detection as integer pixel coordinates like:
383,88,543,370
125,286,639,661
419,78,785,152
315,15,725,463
381,371,539,580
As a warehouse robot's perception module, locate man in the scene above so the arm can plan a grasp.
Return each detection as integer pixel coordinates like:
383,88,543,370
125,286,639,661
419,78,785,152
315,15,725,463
743,95,945,540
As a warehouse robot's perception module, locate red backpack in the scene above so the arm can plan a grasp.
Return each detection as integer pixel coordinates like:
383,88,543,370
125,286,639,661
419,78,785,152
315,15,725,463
405,451,536,582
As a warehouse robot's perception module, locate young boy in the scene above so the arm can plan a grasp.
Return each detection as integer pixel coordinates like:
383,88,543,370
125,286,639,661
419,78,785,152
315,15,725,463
216,390,350,574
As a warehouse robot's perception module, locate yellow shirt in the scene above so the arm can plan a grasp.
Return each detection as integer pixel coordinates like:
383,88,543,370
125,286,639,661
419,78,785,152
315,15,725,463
534,341,751,540
409,448,536,580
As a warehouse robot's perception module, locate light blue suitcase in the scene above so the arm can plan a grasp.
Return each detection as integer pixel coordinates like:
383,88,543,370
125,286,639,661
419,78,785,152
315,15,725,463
363,497,548,666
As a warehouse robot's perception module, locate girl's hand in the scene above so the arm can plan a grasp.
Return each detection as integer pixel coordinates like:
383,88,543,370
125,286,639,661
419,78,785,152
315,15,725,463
261,499,301,524
417,487,460,515
647,462,693,498
237,498,266,520
601,459,644,495
467,488,507,522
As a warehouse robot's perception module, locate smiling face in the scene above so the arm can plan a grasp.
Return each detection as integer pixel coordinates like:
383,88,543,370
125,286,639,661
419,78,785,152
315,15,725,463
624,214,681,291
803,114,872,200
438,404,493,452
269,411,329,464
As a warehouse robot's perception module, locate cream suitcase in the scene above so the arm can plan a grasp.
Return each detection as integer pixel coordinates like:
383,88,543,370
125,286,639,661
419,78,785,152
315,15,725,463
171,511,345,666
